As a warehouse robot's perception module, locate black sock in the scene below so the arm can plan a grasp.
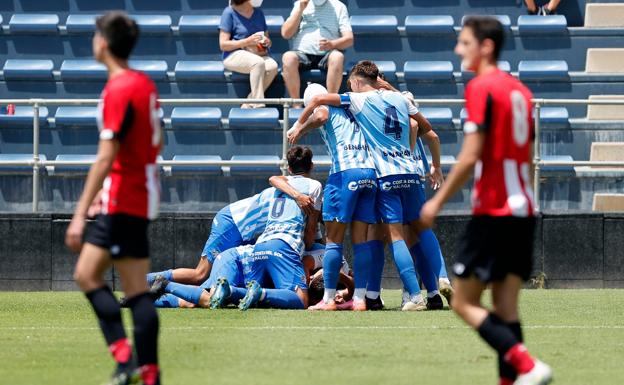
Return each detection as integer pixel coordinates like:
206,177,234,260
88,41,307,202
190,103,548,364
498,321,523,380
85,286,126,346
477,313,520,356
127,292,159,367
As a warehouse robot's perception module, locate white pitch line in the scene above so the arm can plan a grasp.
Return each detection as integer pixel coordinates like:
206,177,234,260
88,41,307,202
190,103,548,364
1,325,624,331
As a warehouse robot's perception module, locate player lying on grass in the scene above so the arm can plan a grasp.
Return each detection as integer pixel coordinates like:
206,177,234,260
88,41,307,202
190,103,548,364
145,175,316,286
209,146,323,310
287,82,378,311
419,16,552,385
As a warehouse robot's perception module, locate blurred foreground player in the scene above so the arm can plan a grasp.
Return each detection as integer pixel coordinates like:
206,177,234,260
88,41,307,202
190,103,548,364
65,12,163,385
419,17,552,385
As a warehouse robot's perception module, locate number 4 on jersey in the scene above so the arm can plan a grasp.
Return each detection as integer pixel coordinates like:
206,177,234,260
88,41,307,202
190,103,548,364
384,106,401,140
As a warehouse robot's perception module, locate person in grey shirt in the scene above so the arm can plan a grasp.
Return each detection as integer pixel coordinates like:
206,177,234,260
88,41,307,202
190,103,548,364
281,0,354,106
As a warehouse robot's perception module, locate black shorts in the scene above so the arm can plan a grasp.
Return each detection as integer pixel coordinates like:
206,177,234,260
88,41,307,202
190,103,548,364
84,214,150,259
295,50,332,71
454,216,536,283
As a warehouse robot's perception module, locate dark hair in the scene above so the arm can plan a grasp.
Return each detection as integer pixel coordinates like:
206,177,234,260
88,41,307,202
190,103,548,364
308,275,325,306
95,11,139,59
231,0,249,5
287,146,313,175
348,60,379,86
463,16,505,61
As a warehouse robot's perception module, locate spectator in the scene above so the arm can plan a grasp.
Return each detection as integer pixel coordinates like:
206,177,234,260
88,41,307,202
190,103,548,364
220,0,278,108
525,0,562,15
281,0,354,105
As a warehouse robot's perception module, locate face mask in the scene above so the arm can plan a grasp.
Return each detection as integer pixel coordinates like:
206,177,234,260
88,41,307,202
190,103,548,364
313,0,327,6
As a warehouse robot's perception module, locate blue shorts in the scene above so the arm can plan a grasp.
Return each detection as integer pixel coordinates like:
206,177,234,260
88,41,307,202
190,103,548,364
200,247,246,290
376,174,426,224
322,168,377,224
201,207,243,263
245,239,307,291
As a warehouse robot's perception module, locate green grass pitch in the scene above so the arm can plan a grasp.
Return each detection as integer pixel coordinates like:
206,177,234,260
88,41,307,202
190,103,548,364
1,290,623,385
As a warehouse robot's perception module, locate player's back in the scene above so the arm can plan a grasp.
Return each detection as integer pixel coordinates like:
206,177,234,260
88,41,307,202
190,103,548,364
342,90,422,177
228,187,275,241
98,70,161,219
464,69,534,217
257,176,322,253
320,106,375,174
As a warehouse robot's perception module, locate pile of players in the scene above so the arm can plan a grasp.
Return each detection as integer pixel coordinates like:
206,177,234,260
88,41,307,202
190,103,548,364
142,61,454,312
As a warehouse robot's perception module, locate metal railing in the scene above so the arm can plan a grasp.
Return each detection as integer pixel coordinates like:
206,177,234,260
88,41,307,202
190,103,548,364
1,97,624,213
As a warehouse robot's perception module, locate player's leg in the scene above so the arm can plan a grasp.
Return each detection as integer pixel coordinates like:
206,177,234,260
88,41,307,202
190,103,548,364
365,224,385,308
351,220,372,309
492,276,522,385
259,240,308,309
237,242,270,310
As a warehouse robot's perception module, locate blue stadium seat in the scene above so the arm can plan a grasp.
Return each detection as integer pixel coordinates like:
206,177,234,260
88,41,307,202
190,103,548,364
174,61,224,81
171,107,222,129
9,14,59,34
3,60,54,80
460,108,468,124
60,60,107,81
404,15,455,34
129,60,169,81
426,155,456,168
350,15,398,34
313,155,331,174
0,106,49,128
403,61,454,81
541,155,574,172
462,61,510,80
347,61,397,82
0,154,46,173
54,107,98,128
265,15,284,34
54,154,96,173
229,155,281,175
518,60,569,81
419,108,454,128
517,15,567,34
539,107,569,125
228,108,280,130
171,155,223,175
177,15,220,34
131,15,172,34
65,14,97,33
288,108,303,127
461,15,511,29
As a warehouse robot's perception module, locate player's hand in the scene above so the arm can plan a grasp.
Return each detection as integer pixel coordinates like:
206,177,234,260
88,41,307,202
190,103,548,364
299,0,310,11
376,77,393,91
295,193,314,216
287,122,302,145
319,38,334,51
334,291,345,304
65,215,86,253
419,200,441,229
428,165,444,190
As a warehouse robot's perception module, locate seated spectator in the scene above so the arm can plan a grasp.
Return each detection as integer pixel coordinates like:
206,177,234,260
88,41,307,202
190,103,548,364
525,0,562,15
281,0,354,106
220,0,278,108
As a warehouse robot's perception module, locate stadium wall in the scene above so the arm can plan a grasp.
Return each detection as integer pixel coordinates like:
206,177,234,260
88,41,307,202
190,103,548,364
0,212,623,291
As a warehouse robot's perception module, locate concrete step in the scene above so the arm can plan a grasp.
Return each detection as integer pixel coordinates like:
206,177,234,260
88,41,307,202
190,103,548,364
586,48,624,73
585,3,624,28
587,95,624,120
593,193,624,212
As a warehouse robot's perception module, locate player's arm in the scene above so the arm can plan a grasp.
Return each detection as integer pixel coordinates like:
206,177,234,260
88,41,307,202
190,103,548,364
268,175,314,215
409,117,418,151
422,129,444,189
298,94,342,125
337,272,354,302
302,255,315,284
65,138,119,252
303,210,320,250
288,106,329,145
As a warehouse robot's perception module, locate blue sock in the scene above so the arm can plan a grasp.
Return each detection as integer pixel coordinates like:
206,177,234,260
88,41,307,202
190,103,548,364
164,282,203,305
367,240,385,296
353,242,372,299
260,289,304,309
410,244,438,293
146,269,173,285
153,293,180,308
229,286,247,304
391,240,421,296
419,230,444,282
322,243,343,300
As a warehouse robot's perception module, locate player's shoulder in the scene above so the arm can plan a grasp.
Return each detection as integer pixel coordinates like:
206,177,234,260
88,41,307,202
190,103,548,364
107,70,156,94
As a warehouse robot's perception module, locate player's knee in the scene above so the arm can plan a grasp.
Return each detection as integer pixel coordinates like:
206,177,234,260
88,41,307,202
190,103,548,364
73,268,95,290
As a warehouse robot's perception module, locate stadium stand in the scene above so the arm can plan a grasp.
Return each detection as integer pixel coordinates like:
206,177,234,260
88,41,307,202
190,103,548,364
0,0,622,212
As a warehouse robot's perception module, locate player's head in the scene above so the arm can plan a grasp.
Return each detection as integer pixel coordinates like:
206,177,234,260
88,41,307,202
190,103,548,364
308,273,325,306
303,83,328,106
456,16,504,72
287,146,314,175
347,60,379,92
94,11,139,63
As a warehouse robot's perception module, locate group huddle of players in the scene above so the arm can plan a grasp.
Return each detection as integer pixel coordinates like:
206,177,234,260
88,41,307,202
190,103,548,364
140,60,455,312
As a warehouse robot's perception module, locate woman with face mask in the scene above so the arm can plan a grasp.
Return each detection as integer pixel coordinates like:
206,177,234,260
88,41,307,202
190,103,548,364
220,0,278,108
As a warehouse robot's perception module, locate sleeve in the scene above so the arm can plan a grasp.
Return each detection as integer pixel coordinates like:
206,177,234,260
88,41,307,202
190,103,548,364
99,90,134,142
401,91,419,115
339,92,366,115
310,181,323,211
463,82,493,134
337,4,352,33
219,7,233,33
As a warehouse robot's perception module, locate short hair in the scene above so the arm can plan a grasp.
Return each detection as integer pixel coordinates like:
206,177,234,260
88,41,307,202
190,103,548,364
95,11,139,60
287,146,313,175
462,16,505,61
348,60,379,86
231,0,248,5
308,275,325,306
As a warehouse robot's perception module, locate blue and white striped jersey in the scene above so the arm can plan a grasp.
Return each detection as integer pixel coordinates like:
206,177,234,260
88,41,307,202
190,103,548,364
257,176,323,255
340,90,424,178
318,105,375,175
228,187,275,242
